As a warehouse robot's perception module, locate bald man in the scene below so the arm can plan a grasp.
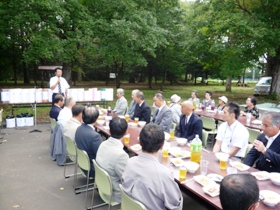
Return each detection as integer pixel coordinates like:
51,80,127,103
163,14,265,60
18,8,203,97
176,101,203,141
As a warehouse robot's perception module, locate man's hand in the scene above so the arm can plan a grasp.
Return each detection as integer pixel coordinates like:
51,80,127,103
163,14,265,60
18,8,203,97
253,140,266,153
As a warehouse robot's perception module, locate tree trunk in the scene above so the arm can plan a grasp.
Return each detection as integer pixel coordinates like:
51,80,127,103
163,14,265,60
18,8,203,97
226,75,232,92
62,62,72,83
23,62,30,84
267,53,280,95
148,67,153,89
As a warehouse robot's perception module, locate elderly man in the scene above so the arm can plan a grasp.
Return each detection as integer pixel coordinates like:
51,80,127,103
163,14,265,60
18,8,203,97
170,94,182,125
96,117,129,203
176,101,202,141
122,124,183,210
240,96,259,119
57,97,76,126
188,90,200,105
220,174,259,210
75,106,103,177
112,88,128,115
132,91,151,123
63,104,84,141
244,112,280,172
213,102,249,159
49,94,64,121
49,67,70,106
151,93,173,132
127,89,139,118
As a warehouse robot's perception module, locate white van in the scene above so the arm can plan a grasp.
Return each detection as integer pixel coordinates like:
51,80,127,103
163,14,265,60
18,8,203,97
254,76,272,96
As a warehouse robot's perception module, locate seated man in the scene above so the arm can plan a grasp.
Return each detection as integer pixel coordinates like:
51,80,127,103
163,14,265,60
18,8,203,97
63,104,84,141
122,124,183,210
113,88,128,115
49,94,64,121
75,106,103,177
220,174,259,210
132,91,151,123
240,96,259,119
151,93,173,132
213,102,249,159
244,112,280,172
96,117,129,203
170,94,182,125
57,97,76,126
127,89,139,118
176,101,202,141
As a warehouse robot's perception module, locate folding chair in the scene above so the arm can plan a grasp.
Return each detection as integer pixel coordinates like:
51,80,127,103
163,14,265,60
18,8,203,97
75,148,94,209
90,159,120,210
202,129,209,148
200,116,218,147
119,184,146,210
0,109,4,140
247,128,261,144
64,136,81,180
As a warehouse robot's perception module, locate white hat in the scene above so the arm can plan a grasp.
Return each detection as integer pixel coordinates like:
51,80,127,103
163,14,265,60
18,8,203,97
171,94,181,103
219,96,228,103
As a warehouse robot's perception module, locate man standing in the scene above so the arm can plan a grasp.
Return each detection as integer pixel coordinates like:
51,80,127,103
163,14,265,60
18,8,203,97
75,106,103,177
63,104,84,141
112,88,128,115
122,124,183,210
96,117,129,203
220,174,259,210
244,112,280,172
132,91,151,123
57,97,76,126
151,93,173,132
49,94,64,121
50,67,70,106
213,102,249,159
127,89,139,118
176,101,202,141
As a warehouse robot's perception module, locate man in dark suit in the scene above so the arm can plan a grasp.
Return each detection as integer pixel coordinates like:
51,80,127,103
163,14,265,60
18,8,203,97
176,101,202,141
75,106,103,177
151,93,173,132
244,112,280,172
132,91,151,123
49,94,64,121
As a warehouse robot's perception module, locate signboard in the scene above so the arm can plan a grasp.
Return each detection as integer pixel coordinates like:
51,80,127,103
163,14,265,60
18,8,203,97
109,73,116,78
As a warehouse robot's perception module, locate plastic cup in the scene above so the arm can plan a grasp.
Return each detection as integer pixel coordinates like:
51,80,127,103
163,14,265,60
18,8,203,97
125,114,129,122
124,134,130,144
220,154,229,170
134,117,139,124
246,113,251,124
179,166,187,181
200,160,209,175
227,166,237,175
162,148,169,158
201,105,205,111
169,128,175,140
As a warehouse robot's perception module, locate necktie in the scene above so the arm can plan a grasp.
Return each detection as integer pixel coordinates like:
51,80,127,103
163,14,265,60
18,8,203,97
152,109,159,123
58,82,62,94
185,116,188,125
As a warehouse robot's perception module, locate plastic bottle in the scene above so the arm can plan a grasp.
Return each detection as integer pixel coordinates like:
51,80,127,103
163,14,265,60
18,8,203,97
190,134,202,163
107,106,112,116
211,101,215,110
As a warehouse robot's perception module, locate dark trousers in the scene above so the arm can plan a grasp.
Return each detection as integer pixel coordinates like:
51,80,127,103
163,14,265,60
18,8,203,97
52,93,65,106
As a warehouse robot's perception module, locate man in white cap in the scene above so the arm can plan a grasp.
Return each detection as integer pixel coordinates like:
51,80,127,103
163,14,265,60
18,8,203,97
217,96,228,111
170,94,182,124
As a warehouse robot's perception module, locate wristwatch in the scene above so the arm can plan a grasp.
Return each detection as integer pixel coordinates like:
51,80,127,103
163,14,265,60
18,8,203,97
262,147,267,155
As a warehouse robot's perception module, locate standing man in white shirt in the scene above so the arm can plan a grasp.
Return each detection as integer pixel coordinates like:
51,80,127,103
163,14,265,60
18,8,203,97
213,102,249,159
50,67,70,106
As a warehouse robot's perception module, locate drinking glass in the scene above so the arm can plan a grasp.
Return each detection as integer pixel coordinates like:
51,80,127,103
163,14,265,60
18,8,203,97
162,148,169,158
125,114,129,122
200,160,209,175
220,154,229,170
124,134,130,144
179,166,187,181
134,117,139,124
169,128,175,141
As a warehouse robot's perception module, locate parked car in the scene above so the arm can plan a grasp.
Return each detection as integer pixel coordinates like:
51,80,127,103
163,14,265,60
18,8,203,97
254,76,272,96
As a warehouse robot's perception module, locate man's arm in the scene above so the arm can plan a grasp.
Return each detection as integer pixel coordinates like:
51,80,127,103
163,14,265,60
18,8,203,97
186,118,203,141
115,152,129,179
213,139,222,153
159,109,173,132
50,77,60,90
142,106,151,123
228,146,241,157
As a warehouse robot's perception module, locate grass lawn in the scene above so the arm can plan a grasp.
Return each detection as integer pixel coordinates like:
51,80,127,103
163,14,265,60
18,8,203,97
0,80,274,124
